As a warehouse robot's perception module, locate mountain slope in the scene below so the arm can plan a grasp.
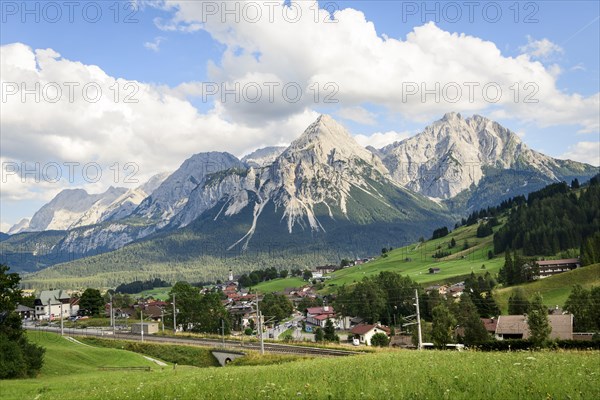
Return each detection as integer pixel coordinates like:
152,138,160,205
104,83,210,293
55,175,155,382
22,116,453,288
379,113,598,206
241,146,287,167
24,187,128,232
8,218,30,234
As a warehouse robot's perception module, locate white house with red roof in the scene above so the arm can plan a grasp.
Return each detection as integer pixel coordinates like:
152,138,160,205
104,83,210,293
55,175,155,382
305,306,337,328
350,324,391,346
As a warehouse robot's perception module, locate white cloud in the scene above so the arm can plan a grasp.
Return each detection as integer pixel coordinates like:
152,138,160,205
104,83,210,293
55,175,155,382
0,42,317,213
154,1,598,133
337,107,377,125
0,221,12,233
353,131,411,149
519,35,564,59
144,36,166,52
559,142,600,166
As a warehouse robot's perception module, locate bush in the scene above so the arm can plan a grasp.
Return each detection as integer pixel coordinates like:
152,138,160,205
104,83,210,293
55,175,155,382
370,333,390,347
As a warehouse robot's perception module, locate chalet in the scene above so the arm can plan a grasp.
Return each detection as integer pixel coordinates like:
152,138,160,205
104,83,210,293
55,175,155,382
429,267,441,274
350,324,391,346
495,314,573,340
536,258,580,278
34,290,76,320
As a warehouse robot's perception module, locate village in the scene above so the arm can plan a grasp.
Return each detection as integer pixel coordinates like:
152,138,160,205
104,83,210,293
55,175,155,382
16,256,587,348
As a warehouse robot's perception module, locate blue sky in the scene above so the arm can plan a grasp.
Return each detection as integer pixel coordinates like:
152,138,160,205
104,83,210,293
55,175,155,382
1,0,599,230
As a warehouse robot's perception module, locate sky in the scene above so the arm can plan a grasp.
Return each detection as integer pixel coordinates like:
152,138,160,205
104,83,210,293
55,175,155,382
1,0,599,231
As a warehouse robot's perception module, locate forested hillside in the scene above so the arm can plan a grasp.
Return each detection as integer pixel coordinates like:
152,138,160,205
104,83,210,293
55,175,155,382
493,176,600,257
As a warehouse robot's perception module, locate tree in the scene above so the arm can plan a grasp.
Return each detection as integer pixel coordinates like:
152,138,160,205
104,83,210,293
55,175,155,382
0,264,45,378
498,251,514,286
302,270,313,281
314,327,324,342
449,238,456,248
238,274,252,288
477,223,493,237
340,258,352,267
370,333,390,347
527,293,551,347
279,270,289,279
323,319,339,342
194,292,230,334
564,285,594,331
453,295,489,346
580,232,600,266
79,288,104,316
168,282,202,331
571,178,580,189
431,303,456,348
487,250,494,260
260,293,293,323
297,297,323,313
431,226,449,239
508,288,530,315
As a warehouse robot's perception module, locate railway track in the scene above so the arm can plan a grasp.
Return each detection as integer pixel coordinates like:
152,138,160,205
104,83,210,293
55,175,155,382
26,326,360,357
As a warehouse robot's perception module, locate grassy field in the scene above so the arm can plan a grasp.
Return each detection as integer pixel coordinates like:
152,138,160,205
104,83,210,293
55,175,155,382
132,286,173,300
494,263,600,312
79,337,220,368
4,331,599,399
255,223,504,294
254,277,307,293
2,331,165,399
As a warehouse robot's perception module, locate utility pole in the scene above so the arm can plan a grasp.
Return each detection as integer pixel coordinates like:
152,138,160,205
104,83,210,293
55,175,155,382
140,308,144,343
60,301,64,336
161,308,165,333
109,293,114,332
48,298,51,322
221,318,225,347
414,289,423,351
172,294,177,333
255,291,264,355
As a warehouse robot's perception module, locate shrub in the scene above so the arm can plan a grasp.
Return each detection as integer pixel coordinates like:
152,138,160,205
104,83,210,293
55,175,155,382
370,333,390,347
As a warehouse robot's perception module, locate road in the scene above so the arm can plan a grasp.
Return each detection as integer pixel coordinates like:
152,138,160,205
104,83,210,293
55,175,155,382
25,325,360,357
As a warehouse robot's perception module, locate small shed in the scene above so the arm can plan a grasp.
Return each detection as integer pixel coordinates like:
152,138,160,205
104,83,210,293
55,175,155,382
131,322,159,335
429,268,441,274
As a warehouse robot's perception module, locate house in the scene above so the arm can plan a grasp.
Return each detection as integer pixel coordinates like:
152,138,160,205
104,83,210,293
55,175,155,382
429,267,441,274
481,317,498,335
536,258,580,278
495,314,573,340
34,290,74,320
15,304,34,319
350,324,391,346
307,314,334,328
315,265,337,274
305,306,336,327
305,306,335,318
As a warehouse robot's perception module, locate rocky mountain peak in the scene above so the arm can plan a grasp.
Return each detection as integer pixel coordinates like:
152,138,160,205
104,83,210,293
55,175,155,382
282,115,388,174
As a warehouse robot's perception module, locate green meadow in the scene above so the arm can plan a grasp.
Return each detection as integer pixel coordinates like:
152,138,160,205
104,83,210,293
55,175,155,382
3,331,599,400
494,263,600,312
255,223,504,293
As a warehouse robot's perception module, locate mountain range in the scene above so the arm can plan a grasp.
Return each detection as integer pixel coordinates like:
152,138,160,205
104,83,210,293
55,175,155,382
2,113,597,287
